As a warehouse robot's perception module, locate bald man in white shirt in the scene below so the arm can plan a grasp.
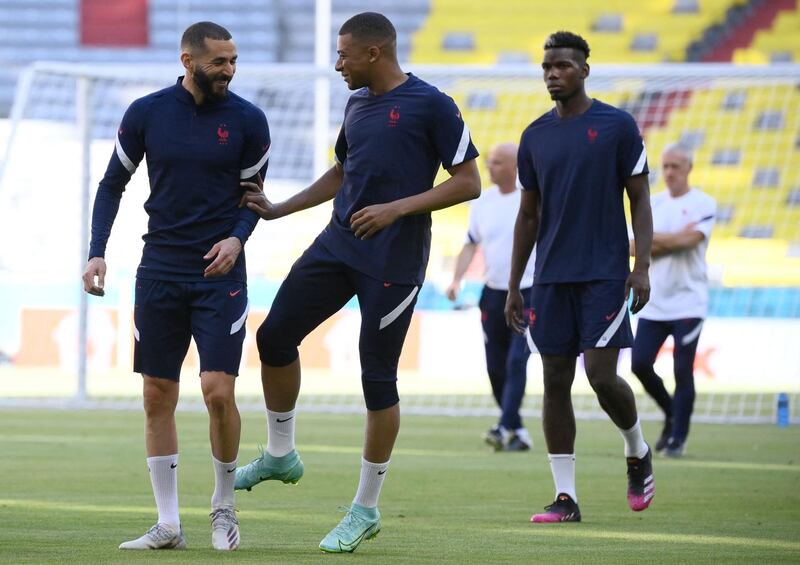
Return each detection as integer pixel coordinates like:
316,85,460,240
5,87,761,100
447,143,536,451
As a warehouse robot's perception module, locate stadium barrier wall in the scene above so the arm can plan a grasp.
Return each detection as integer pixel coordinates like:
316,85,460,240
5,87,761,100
2,301,798,394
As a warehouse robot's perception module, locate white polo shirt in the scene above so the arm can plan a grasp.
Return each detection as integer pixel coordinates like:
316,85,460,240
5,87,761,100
639,187,716,321
466,185,535,290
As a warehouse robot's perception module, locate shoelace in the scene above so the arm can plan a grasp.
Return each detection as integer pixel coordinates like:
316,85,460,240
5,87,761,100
146,524,177,541
210,508,238,527
542,497,571,512
331,506,367,535
245,444,267,466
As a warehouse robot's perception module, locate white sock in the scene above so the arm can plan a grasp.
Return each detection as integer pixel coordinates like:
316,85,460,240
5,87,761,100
147,454,180,529
352,458,390,509
211,455,237,510
266,409,296,457
548,453,577,502
619,418,649,458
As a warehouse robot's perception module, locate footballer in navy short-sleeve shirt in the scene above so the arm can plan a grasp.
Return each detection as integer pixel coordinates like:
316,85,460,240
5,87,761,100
235,13,483,549
318,73,479,285
517,99,648,283
505,31,655,523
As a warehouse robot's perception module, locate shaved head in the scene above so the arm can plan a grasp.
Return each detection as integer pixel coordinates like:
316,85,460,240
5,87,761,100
487,143,518,192
493,143,517,160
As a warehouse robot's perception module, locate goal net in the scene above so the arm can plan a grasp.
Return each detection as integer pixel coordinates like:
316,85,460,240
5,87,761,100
0,62,798,424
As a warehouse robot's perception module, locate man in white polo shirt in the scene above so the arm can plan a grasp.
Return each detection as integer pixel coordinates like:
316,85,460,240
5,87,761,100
631,142,716,458
447,143,536,451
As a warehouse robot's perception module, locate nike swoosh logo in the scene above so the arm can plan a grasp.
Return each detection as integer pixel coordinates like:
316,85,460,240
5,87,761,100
276,417,293,423
377,470,386,475
170,463,178,469
605,311,617,321
227,468,236,473
229,289,242,297
337,527,372,551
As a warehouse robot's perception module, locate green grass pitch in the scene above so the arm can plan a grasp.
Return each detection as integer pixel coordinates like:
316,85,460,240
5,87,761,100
1,409,798,563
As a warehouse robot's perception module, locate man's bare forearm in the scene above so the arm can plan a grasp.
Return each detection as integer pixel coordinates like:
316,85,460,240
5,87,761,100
393,159,481,217
276,165,344,218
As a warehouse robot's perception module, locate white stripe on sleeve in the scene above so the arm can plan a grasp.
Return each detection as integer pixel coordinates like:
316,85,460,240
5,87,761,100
115,134,136,174
240,146,271,179
630,145,648,176
451,123,471,167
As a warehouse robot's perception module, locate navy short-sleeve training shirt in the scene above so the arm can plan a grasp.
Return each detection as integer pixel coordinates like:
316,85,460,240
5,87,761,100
517,99,648,283
89,78,271,282
318,73,479,285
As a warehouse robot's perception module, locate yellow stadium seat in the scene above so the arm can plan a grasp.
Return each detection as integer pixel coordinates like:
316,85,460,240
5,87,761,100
412,0,745,64
413,3,799,268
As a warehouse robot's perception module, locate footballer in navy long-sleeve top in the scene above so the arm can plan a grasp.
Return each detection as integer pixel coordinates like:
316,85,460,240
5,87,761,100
89,22,270,552
89,77,269,282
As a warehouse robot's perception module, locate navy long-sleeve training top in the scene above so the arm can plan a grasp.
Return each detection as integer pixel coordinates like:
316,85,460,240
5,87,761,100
89,77,270,282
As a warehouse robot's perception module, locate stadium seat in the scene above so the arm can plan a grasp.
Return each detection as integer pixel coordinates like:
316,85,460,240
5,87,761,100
733,3,800,63
0,0,796,283
411,0,743,65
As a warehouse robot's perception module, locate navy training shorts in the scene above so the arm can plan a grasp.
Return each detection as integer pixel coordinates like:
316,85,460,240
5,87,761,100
133,278,249,380
256,241,419,409
526,280,632,357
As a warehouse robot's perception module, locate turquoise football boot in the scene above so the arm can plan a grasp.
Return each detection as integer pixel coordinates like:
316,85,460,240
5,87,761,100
234,447,304,491
319,504,381,553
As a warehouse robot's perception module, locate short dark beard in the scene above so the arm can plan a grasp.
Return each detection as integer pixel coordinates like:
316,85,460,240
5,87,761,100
192,67,229,103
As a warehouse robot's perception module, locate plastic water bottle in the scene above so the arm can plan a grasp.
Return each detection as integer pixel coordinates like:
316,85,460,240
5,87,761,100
776,392,790,427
